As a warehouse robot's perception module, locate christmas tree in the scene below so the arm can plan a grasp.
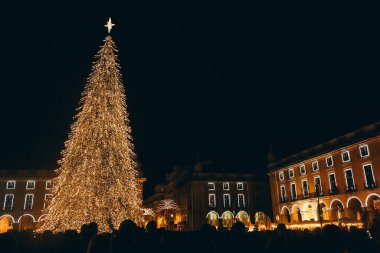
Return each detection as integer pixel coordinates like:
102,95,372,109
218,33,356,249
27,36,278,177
38,18,142,232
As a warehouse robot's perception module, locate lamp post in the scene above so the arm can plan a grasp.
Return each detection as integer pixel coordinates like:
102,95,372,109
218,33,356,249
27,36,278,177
315,183,323,228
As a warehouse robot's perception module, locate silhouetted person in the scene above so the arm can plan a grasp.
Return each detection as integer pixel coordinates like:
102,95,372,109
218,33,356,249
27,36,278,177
265,223,289,253
87,233,112,253
113,220,137,253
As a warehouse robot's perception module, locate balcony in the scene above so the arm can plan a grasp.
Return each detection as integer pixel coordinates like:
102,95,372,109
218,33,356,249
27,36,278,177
302,191,310,199
329,185,339,195
345,184,357,193
364,181,378,189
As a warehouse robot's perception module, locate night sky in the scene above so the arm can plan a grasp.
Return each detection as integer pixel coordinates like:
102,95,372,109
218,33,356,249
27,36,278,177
1,2,380,198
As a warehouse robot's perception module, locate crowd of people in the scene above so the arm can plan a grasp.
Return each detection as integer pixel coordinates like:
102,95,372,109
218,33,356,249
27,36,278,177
1,219,380,253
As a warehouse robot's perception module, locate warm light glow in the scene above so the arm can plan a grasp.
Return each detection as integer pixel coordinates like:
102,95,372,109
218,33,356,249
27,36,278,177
37,34,141,233
156,199,180,212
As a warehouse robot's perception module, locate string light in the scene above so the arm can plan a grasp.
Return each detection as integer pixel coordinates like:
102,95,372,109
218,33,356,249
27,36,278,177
156,199,180,212
37,32,141,233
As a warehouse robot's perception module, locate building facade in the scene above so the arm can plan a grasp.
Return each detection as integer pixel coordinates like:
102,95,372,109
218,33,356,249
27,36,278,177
268,122,380,229
145,161,270,231
0,169,146,233
0,170,54,233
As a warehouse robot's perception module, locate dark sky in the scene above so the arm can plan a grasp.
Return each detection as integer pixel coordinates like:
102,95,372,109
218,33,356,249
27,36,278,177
1,2,380,198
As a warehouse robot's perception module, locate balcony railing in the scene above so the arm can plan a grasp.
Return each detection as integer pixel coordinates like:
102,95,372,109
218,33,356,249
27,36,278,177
346,184,357,192
302,191,310,199
280,196,287,203
364,181,377,189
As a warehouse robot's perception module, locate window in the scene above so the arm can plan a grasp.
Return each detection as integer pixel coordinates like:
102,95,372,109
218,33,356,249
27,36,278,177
279,172,284,181
302,180,309,197
326,156,333,167
208,194,216,208
3,194,14,210
359,145,370,157
344,169,355,191
238,194,245,207
290,183,297,200
46,180,52,189
314,176,323,195
312,161,319,171
341,151,350,163
24,194,34,210
328,173,338,194
237,182,243,190
299,165,306,175
280,185,286,201
363,164,375,188
288,168,294,178
223,182,229,191
208,182,215,190
26,181,35,189
6,181,16,189
223,194,231,207
44,194,53,209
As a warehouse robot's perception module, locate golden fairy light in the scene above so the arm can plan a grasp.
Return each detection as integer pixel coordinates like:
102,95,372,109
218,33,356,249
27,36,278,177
156,199,180,212
37,19,141,233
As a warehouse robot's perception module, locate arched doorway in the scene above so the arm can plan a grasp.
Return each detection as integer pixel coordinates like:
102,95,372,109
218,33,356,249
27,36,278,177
365,193,380,224
292,206,302,222
19,215,34,231
347,197,363,220
281,206,291,223
236,211,250,227
330,199,344,221
206,211,219,228
0,215,14,233
221,211,233,229
320,202,329,221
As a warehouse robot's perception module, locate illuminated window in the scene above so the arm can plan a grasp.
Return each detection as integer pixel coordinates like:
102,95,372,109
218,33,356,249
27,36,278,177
46,180,52,189
302,179,309,197
280,185,286,201
288,168,294,178
24,194,34,210
238,194,245,207
26,181,35,189
363,164,375,188
299,165,306,175
290,183,297,200
279,172,284,181
359,145,369,157
3,194,14,210
312,161,319,171
223,194,231,207
44,194,53,209
326,156,333,167
208,182,215,190
6,181,16,189
223,182,229,191
328,173,338,194
314,176,323,195
237,182,243,190
344,168,355,190
342,151,350,163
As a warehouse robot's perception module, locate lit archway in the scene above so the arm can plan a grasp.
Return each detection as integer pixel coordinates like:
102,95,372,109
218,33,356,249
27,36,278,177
280,206,291,223
292,206,302,222
347,196,363,220
18,214,35,231
365,193,380,207
206,211,219,227
236,211,250,227
221,211,234,229
330,199,344,221
0,215,14,233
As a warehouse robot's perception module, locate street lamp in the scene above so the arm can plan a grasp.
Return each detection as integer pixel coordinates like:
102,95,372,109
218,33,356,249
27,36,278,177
315,183,323,228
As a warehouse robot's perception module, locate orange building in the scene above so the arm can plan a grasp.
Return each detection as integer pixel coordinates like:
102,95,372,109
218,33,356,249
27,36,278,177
268,122,380,229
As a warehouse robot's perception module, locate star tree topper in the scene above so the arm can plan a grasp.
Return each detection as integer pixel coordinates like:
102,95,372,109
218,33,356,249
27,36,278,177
105,17,115,33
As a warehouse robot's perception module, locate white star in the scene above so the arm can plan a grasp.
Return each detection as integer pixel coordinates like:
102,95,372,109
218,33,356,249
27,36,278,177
105,17,115,33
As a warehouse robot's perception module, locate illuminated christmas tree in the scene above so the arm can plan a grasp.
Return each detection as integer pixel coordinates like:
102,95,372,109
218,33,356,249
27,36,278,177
38,18,141,232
